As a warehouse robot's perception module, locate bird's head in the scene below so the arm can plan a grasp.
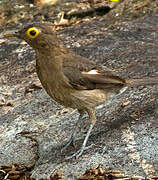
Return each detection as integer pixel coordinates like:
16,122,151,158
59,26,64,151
3,23,59,51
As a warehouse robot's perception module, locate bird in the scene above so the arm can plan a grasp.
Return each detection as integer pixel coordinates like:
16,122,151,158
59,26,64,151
3,23,158,159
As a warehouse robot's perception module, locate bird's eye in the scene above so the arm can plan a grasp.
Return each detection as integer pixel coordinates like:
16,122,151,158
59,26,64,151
26,27,39,39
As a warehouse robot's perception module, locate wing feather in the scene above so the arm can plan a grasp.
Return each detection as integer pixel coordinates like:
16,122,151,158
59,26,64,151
62,54,125,90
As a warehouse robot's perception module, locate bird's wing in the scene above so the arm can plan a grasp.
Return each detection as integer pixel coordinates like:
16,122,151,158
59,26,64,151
63,54,126,90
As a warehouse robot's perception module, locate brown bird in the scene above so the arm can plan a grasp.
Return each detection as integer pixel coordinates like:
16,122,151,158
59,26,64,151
4,23,158,159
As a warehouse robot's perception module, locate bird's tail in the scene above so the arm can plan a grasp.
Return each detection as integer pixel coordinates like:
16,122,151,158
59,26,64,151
125,77,158,87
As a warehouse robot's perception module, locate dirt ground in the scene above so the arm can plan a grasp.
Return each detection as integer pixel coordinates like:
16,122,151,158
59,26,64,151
0,0,158,179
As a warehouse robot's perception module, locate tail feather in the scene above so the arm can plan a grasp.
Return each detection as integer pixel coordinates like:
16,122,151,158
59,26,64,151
126,77,158,87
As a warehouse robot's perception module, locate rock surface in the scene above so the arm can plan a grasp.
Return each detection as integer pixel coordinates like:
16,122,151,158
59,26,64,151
0,0,158,179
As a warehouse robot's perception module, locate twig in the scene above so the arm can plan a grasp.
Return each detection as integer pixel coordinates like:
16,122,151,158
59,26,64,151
133,1,151,11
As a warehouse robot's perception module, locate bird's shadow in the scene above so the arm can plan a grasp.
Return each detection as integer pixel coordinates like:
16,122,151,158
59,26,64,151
35,112,135,165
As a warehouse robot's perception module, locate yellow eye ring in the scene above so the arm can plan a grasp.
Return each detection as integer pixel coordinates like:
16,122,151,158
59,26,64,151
26,27,39,39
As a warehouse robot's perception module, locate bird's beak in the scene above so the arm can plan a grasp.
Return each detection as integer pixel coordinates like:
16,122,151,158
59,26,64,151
3,30,19,38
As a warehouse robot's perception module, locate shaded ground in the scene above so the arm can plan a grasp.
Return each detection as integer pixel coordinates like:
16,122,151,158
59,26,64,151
0,0,158,179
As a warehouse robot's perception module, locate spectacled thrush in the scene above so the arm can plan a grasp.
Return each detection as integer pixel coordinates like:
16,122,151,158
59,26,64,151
4,23,158,159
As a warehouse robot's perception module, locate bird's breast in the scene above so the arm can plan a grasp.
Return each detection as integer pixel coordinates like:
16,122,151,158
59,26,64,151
36,56,75,107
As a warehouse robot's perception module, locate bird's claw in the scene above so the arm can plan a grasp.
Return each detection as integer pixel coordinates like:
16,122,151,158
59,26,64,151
61,137,76,151
65,144,93,160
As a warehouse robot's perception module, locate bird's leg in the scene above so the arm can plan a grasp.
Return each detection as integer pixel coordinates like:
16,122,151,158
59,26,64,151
65,108,96,160
62,111,84,150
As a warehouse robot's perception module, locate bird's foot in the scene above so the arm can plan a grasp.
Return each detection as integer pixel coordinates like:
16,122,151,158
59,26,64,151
65,144,93,160
61,136,76,151
61,134,87,151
